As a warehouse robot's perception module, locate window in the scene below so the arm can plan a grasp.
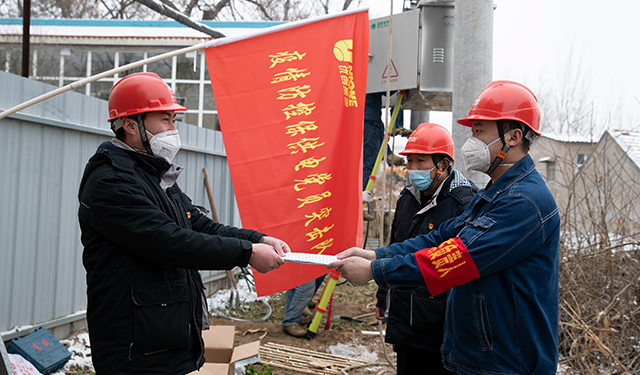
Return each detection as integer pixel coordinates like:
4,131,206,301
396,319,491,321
91,51,116,77
5,42,220,128
147,54,172,79
547,161,556,181
1,48,22,73
34,49,60,79
176,52,200,80
577,153,588,166
119,52,145,76
63,50,87,78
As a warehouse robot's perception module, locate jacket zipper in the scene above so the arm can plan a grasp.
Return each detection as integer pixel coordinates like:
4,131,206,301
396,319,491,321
166,187,203,366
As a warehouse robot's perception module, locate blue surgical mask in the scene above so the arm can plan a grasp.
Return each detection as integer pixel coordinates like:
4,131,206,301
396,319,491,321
407,168,435,191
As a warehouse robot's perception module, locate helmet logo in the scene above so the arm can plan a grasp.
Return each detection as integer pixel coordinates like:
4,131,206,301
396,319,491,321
165,83,178,103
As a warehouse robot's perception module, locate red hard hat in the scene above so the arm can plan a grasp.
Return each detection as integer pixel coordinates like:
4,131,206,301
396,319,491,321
399,123,455,161
107,72,187,122
457,80,541,135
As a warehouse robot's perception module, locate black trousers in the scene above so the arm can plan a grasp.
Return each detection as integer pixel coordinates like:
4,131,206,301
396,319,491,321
395,345,455,375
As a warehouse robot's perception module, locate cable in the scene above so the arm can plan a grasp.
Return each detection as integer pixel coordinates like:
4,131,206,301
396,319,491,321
209,268,273,322
378,320,397,372
338,318,397,374
210,293,272,322
240,267,255,287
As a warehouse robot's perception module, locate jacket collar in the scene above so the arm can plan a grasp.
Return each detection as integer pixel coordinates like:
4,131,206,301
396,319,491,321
91,140,171,178
479,154,536,202
404,169,466,202
403,170,455,209
109,140,184,188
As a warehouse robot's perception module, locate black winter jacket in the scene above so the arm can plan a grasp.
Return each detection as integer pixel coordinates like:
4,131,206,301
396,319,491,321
78,141,264,375
376,170,476,352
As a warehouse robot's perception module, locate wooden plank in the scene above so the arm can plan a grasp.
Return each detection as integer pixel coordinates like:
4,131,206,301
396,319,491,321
259,342,368,375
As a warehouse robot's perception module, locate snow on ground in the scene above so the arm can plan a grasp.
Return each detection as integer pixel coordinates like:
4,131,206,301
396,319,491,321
51,330,94,374
209,276,383,361
328,342,379,362
8,278,576,374
2,325,94,375
208,276,262,311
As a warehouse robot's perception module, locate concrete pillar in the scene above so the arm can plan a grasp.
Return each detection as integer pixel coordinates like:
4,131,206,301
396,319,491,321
410,110,430,131
452,0,494,187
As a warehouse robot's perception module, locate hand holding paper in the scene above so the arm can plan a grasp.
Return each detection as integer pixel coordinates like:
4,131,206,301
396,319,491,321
283,252,338,266
326,247,375,285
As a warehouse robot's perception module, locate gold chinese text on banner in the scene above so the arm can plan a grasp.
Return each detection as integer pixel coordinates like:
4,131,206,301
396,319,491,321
205,9,369,296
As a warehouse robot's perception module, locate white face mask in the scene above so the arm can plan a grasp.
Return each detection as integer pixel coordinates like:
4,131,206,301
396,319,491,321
146,129,181,163
461,130,514,173
460,135,501,173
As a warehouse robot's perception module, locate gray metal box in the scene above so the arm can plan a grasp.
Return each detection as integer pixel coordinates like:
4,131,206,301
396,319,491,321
367,2,454,111
367,9,420,93
419,2,454,92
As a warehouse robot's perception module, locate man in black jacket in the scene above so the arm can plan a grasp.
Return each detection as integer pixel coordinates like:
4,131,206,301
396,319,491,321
375,123,476,375
78,72,288,374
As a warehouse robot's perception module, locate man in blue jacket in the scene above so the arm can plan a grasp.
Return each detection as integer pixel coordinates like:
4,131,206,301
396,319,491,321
78,72,288,375
329,81,560,375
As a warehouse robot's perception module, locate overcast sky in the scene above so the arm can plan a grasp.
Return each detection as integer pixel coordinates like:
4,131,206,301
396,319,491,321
359,0,640,135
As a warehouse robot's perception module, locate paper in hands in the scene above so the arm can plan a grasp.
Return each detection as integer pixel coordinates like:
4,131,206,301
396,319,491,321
283,252,338,266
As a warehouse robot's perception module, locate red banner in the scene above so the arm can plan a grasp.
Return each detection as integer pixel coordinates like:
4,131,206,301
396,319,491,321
205,10,368,296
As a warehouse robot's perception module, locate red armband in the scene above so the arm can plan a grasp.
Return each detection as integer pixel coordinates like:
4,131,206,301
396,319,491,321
414,237,480,296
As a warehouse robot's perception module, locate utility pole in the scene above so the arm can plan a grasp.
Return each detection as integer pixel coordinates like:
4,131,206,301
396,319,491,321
22,0,31,77
452,0,494,187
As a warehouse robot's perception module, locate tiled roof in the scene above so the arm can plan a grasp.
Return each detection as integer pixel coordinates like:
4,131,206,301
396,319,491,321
541,129,599,143
0,18,283,40
611,130,640,169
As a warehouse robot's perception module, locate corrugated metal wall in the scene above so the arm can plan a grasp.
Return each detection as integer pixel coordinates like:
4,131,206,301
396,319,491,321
0,71,241,340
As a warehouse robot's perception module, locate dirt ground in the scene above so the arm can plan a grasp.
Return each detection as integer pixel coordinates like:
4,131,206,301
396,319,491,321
210,276,397,375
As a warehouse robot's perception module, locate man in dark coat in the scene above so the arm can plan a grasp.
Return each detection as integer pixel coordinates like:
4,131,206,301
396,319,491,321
78,72,288,374
375,123,476,375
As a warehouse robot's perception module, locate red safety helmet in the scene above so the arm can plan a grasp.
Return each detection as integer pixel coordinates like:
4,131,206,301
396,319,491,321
107,72,187,122
399,123,455,161
457,80,541,135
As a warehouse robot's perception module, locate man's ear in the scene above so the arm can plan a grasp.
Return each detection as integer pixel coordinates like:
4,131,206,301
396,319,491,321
122,117,138,136
506,128,523,148
437,158,450,171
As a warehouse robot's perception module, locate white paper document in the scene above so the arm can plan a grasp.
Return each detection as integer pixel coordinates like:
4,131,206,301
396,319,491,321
283,252,338,265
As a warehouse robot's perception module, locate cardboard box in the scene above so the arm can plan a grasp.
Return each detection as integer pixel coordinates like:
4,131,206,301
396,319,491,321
189,326,260,375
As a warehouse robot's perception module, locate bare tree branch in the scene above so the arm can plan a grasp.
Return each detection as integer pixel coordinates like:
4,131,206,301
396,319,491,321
135,0,225,38
184,0,199,17
99,0,118,18
201,0,231,20
157,0,179,11
242,0,275,21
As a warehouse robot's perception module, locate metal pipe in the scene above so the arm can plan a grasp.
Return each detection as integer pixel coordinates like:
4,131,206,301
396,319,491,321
0,42,207,121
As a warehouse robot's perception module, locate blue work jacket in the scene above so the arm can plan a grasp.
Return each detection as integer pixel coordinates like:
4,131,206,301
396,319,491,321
371,155,560,375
